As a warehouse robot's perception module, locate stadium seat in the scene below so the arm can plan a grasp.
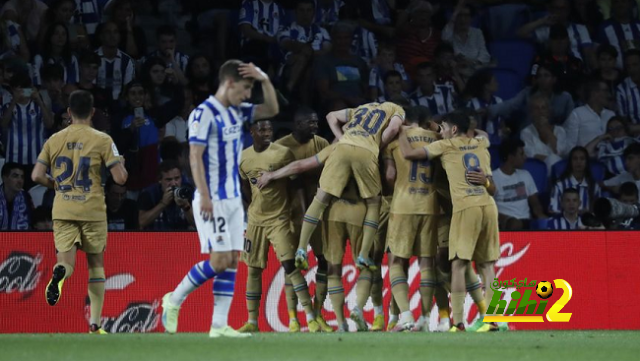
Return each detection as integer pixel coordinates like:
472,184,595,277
483,4,531,41
489,145,500,171
552,160,606,182
551,159,568,181
524,158,548,194
529,218,549,230
28,185,48,208
488,40,536,81
491,68,524,101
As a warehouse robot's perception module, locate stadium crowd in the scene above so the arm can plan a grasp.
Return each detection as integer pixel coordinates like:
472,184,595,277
1,0,640,232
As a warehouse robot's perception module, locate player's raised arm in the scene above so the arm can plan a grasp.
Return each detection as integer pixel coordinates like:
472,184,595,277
327,109,350,140
381,115,403,147
398,126,428,160
240,63,279,121
256,155,322,189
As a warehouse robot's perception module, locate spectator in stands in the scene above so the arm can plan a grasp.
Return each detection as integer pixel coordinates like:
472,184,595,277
315,0,344,28
368,42,411,102
39,64,66,117
549,146,602,214
118,81,159,193
464,70,508,146
603,143,640,193
611,181,640,229
433,43,465,94
616,49,640,124
570,0,604,35
0,18,29,61
564,79,615,150
313,22,368,110
67,51,112,131
141,57,185,127
164,88,193,143
376,71,408,102
186,54,213,106
441,1,491,76
597,0,640,69
521,94,570,172
138,160,194,230
534,25,585,98
238,0,283,72
409,62,455,118
277,0,331,102
95,21,135,101
1,73,54,180
597,0,640,21
142,25,189,84
587,116,637,175
106,177,138,230
547,188,584,230
0,0,48,43
105,0,147,59
31,205,52,230
492,139,546,231
517,0,595,68
32,22,80,86
38,0,89,50
351,24,378,67
395,1,441,78
592,45,624,110
0,162,33,230
489,62,575,129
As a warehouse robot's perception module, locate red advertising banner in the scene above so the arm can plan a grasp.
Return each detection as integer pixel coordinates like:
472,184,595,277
1,231,639,333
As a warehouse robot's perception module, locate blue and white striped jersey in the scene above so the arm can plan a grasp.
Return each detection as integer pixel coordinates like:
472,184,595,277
140,50,190,72
238,0,284,42
351,27,378,65
597,20,640,68
409,85,456,116
597,137,637,175
547,214,583,230
368,63,409,94
95,47,135,100
2,101,45,165
549,176,601,214
277,22,331,60
617,77,640,124
314,0,343,27
467,96,504,145
188,96,255,201
74,0,101,35
31,54,80,86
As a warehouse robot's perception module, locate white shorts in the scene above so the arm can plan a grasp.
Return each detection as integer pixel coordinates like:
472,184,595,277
193,196,245,254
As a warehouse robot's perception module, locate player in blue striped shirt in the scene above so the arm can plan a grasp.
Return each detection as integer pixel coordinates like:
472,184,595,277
548,188,584,230
617,49,640,124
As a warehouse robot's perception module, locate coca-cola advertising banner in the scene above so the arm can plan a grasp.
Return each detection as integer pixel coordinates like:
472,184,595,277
1,231,639,333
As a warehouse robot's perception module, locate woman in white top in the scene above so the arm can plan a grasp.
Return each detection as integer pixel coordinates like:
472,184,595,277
521,94,570,172
0,0,48,42
442,0,491,75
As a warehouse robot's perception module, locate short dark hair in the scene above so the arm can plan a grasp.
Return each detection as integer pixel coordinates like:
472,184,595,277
383,70,402,84
435,43,454,58
9,71,32,89
597,44,619,59
156,25,176,38
294,105,317,122
444,110,472,134
620,182,639,198
160,137,183,161
297,0,315,8
218,59,245,83
499,138,525,162
624,143,640,160
41,64,64,83
405,106,421,123
549,24,569,40
78,50,101,66
68,90,94,119
1,162,23,178
158,160,181,177
624,49,640,62
562,188,580,198
585,78,606,100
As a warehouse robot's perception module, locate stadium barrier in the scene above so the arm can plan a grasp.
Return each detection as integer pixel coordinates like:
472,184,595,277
1,231,639,333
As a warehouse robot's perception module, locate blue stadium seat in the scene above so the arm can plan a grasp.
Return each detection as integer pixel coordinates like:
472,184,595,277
552,159,606,182
529,218,549,230
523,158,548,194
483,4,531,41
489,145,500,171
551,159,568,181
488,40,536,81
491,68,524,101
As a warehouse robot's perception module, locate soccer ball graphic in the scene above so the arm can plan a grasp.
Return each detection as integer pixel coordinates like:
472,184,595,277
536,281,554,299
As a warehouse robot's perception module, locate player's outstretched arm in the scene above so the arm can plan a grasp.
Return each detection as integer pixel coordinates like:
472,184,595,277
398,126,428,160
31,162,54,189
327,109,349,140
256,156,321,189
190,144,214,221
240,63,279,121
383,158,396,190
381,115,403,148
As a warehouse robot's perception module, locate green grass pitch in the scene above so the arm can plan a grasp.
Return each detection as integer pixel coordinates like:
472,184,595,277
1,331,639,361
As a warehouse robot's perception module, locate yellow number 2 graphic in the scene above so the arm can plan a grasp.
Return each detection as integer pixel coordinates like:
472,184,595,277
545,279,573,322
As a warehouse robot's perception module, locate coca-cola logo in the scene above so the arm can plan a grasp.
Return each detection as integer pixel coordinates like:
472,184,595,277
0,252,43,296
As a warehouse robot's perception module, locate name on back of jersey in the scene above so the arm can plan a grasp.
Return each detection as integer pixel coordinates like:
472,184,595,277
67,142,84,150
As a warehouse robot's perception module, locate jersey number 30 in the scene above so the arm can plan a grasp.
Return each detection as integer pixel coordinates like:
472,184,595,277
347,107,387,134
55,156,93,192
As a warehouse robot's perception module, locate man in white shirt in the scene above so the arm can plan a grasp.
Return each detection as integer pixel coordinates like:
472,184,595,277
521,94,570,172
564,79,615,150
492,139,547,230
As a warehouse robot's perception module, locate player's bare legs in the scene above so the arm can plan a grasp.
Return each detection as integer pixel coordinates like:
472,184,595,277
296,188,335,269
450,258,470,331
46,248,77,307
357,196,381,270
86,252,106,333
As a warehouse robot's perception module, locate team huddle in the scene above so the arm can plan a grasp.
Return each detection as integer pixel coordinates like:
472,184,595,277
36,59,504,336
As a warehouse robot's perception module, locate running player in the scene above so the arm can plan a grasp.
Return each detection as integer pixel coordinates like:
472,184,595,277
296,101,406,270
161,60,278,338
237,120,321,333
32,90,128,334
275,106,332,332
399,110,500,332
